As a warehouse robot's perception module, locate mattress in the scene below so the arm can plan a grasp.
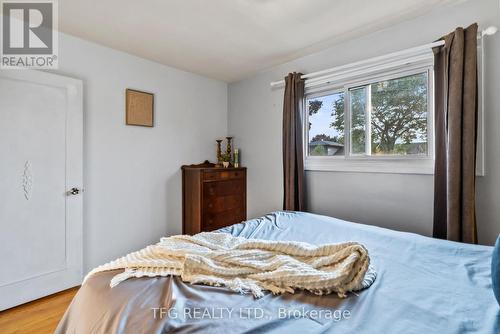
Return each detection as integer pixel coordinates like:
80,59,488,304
56,211,499,333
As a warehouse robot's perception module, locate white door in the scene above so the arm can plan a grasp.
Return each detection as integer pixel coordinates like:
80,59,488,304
0,70,83,310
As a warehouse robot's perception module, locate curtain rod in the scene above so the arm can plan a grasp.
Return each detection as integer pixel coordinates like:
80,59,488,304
270,26,498,88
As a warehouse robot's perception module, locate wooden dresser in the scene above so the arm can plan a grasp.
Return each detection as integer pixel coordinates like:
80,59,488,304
181,162,247,235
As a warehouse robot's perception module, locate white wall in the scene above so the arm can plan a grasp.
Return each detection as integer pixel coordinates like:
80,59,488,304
228,0,500,245
53,34,227,273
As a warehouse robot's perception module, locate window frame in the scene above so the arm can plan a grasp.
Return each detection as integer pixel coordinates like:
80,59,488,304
304,62,435,174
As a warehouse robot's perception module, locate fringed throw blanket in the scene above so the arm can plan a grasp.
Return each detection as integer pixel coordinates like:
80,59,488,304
85,232,376,298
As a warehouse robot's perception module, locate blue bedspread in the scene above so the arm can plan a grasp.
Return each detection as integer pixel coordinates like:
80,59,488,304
220,211,499,333
57,211,499,333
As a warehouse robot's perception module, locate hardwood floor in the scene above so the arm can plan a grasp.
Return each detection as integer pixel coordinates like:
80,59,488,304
0,287,79,334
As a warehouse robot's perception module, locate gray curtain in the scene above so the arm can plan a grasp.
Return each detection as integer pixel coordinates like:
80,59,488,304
433,23,478,244
283,72,305,211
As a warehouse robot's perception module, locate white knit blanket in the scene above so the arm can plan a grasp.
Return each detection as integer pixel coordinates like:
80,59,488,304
85,232,376,298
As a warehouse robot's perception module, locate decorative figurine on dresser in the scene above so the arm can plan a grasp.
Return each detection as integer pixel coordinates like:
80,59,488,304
181,138,246,235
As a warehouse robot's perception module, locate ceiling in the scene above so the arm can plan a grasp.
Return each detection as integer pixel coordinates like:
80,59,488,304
59,0,462,82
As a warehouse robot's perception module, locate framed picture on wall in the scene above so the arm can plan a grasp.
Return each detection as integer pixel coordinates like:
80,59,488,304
125,89,154,127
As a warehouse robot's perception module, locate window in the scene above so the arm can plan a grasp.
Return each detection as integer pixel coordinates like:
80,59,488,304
308,91,344,156
302,44,485,175
305,65,434,174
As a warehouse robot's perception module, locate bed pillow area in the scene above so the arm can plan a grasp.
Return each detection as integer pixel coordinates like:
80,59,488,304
492,235,500,306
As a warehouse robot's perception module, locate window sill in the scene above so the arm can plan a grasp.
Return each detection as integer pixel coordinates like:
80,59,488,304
304,157,434,175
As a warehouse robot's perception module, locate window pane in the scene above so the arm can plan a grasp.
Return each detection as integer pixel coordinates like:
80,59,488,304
307,92,345,156
349,87,366,155
371,72,428,155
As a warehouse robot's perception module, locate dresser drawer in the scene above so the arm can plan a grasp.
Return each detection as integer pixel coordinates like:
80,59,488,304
204,194,243,214
203,179,244,197
203,170,244,181
202,210,245,231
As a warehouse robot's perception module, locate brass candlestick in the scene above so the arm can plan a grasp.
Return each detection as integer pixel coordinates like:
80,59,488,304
225,137,233,166
216,139,223,167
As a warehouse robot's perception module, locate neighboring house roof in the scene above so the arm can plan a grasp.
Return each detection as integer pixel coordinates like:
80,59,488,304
309,140,344,147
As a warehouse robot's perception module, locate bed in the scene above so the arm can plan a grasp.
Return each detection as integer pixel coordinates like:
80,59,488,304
56,211,499,333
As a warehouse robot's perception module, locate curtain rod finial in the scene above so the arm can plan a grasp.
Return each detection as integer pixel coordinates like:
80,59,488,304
482,26,498,36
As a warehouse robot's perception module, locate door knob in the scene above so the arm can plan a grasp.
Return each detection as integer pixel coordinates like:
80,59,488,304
68,187,82,195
